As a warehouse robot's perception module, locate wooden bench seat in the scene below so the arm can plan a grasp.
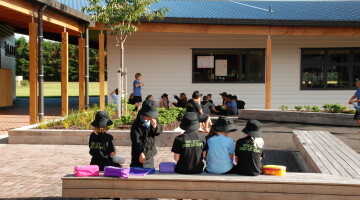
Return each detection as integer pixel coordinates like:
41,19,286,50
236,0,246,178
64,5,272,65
293,130,360,179
62,172,360,200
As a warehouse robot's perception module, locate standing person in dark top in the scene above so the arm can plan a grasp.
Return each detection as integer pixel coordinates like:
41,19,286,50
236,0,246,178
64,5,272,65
235,120,265,176
201,96,217,115
173,93,187,108
186,91,212,133
171,112,207,174
89,111,125,171
130,99,163,168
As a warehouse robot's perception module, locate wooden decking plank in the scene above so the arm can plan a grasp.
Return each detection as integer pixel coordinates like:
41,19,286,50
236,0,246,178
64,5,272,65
293,130,335,174
317,131,360,167
314,131,360,178
292,131,322,173
303,131,351,178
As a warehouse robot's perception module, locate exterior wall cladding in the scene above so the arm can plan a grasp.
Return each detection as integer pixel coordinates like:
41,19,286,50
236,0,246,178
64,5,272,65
106,32,360,109
0,24,16,100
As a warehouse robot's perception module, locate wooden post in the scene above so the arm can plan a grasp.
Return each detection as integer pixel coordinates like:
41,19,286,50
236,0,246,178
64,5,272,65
78,37,85,110
99,33,105,110
61,32,69,116
29,23,38,124
265,38,272,109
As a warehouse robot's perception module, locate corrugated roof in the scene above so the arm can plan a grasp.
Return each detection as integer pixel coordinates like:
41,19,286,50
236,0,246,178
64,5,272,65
55,0,360,26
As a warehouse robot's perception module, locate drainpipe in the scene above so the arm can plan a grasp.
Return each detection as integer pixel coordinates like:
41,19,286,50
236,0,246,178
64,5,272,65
38,4,47,122
84,26,90,109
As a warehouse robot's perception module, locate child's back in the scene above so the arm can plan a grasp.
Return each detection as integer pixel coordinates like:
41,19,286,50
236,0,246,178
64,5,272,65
206,134,234,174
172,131,206,174
235,136,263,176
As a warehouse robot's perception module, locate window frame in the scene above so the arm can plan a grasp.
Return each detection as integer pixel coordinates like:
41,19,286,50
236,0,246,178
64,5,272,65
191,48,266,84
300,47,360,90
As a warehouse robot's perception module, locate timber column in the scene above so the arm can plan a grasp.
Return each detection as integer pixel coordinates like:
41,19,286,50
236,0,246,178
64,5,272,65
29,22,38,124
265,37,272,109
78,37,85,110
61,31,69,116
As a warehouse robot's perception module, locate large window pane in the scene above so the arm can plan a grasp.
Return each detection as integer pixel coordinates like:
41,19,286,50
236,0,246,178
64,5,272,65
241,50,265,82
302,66,324,88
354,49,360,63
327,66,349,88
353,66,360,83
192,49,265,83
302,50,325,64
328,49,349,63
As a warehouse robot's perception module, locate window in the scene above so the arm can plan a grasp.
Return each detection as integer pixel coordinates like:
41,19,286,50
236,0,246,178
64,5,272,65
301,48,360,90
192,49,265,83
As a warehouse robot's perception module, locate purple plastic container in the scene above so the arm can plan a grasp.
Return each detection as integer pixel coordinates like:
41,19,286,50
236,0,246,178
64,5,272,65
104,166,130,178
159,162,176,173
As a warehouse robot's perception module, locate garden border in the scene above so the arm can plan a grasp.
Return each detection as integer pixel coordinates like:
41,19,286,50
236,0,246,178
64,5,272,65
238,109,357,127
8,123,183,147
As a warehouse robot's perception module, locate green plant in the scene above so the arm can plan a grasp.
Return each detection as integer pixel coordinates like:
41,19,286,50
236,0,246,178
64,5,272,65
330,104,346,113
323,103,332,112
121,115,135,125
279,105,289,111
47,120,55,127
113,118,123,126
20,80,29,87
38,122,47,129
157,107,185,126
304,105,312,112
294,105,303,111
312,106,321,112
348,110,357,114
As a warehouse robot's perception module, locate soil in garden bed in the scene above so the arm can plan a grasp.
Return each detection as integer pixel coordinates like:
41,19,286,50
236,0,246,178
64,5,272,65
37,120,181,131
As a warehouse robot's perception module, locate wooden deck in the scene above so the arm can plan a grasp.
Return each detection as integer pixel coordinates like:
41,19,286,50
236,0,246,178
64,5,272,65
293,130,360,179
62,172,360,200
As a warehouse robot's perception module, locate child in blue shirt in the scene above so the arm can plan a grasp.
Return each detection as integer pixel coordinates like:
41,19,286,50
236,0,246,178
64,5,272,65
205,116,237,174
348,79,360,133
133,73,144,111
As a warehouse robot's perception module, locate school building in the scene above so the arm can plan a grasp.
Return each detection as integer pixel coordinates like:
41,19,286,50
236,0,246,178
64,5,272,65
62,0,360,109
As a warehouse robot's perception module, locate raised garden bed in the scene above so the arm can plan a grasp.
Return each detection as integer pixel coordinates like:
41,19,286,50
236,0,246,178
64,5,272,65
238,109,357,127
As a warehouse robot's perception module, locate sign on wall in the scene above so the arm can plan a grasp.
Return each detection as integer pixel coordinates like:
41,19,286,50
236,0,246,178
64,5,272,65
197,56,214,68
215,59,227,76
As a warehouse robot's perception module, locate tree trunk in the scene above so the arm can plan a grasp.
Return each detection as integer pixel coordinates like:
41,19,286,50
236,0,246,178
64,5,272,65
117,42,124,118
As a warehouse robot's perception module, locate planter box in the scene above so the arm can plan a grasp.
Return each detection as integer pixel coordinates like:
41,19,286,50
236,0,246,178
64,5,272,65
8,124,183,147
238,109,358,127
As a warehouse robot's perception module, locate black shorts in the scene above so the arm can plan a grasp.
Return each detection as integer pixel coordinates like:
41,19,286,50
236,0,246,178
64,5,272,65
133,96,142,103
354,111,360,120
197,113,210,123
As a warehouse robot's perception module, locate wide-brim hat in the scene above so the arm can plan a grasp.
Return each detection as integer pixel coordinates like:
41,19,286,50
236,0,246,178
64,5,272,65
139,99,159,118
91,110,113,127
242,119,262,138
180,112,200,131
213,116,237,132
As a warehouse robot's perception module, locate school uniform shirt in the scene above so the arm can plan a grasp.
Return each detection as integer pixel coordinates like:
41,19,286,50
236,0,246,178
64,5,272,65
130,115,163,168
89,132,120,170
205,134,235,174
201,101,215,115
133,80,142,97
186,99,202,113
226,100,238,115
174,96,187,108
235,136,264,176
171,131,207,174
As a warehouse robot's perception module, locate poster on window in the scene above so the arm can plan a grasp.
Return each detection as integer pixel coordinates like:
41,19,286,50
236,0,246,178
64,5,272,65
215,59,227,76
197,56,214,68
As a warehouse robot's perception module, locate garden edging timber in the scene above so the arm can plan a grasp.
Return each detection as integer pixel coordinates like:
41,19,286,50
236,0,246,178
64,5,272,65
8,123,183,147
238,109,358,127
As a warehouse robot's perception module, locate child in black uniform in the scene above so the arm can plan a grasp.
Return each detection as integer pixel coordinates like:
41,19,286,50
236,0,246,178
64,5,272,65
235,120,265,176
171,112,207,174
89,111,125,171
130,99,163,168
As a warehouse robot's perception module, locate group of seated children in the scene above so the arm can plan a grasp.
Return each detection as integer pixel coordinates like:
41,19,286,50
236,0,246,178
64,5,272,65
89,98,263,176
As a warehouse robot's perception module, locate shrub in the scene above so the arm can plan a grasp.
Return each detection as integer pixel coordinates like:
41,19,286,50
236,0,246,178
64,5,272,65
38,122,47,129
20,80,29,87
330,104,346,113
279,105,289,111
294,105,303,111
312,106,321,112
349,110,357,114
322,104,332,112
121,115,135,125
304,105,311,112
158,107,185,126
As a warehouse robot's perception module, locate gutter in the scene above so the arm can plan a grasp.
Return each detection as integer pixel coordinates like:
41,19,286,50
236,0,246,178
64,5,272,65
147,17,360,27
38,3,47,122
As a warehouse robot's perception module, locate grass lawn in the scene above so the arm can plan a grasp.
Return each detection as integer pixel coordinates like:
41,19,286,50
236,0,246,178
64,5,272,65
16,82,108,97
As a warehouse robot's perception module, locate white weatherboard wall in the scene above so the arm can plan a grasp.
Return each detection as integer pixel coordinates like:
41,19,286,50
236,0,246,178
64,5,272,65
107,32,360,109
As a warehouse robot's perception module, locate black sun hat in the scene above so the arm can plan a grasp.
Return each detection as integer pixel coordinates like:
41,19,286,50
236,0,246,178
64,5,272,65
242,119,262,138
180,112,200,132
139,99,159,118
91,110,113,127
212,116,237,132
219,92,227,96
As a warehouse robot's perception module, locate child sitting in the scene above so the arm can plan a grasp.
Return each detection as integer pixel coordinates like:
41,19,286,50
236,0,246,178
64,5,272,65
235,120,264,176
160,93,171,109
171,112,207,174
173,93,187,108
89,111,125,171
205,116,237,174
130,99,163,168
201,96,217,115
186,91,212,133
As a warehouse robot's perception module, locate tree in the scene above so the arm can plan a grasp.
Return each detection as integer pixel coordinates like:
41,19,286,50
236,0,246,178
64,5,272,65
15,37,30,79
83,0,168,117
